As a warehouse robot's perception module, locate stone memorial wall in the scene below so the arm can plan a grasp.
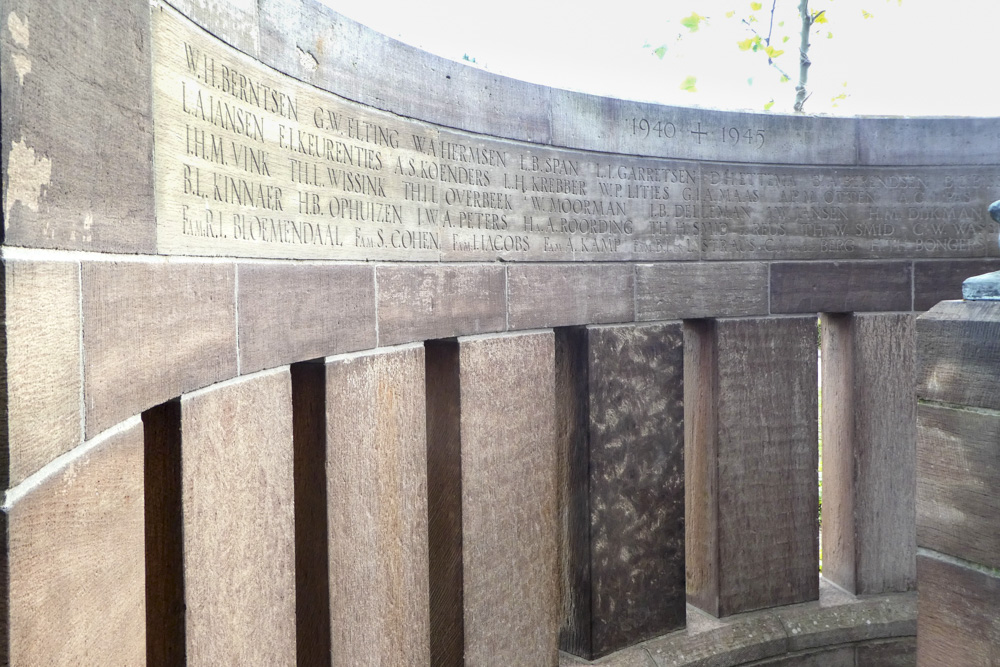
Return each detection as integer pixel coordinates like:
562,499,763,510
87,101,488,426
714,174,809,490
1,0,995,664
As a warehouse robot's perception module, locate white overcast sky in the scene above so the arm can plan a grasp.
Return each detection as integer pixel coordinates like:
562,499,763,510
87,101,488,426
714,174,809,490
317,0,999,117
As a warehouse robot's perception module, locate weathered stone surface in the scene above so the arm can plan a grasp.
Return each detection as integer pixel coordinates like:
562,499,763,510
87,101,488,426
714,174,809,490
858,117,1000,166
821,313,916,595
913,259,1000,310
325,345,430,665
636,262,768,320
4,420,145,665
258,0,552,143
686,317,818,617
237,263,375,373
774,594,917,652
646,612,789,667
917,403,1000,569
916,300,1000,411
180,369,296,665
376,265,506,345
560,323,685,659
165,0,259,57
1,0,154,252
770,261,912,313
856,638,917,667
548,91,856,165
508,264,633,330
82,260,237,436
754,647,855,667
438,332,559,665
1,259,81,487
916,553,1000,667
962,269,1000,300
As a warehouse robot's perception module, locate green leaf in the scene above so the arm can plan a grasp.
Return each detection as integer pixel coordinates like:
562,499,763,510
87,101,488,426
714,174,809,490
726,10,736,17
813,11,828,23
750,1,762,9
747,77,754,86
782,35,790,42
780,74,791,82
765,46,785,59
764,99,775,110
862,9,874,18
827,30,834,38
778,20,785,26
653,45,668,59
680,12,705,31
679,75,698,92
737,37,755,51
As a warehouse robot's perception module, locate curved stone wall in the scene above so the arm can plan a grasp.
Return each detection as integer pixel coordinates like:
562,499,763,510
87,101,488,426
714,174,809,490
1,0,996,663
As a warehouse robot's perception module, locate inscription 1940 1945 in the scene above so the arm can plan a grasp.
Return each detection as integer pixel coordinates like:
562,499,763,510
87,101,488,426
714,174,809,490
151,6,999,263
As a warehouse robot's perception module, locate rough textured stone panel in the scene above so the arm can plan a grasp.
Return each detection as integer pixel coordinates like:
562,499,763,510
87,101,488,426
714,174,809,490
916,300,1000,411
578,323,685,658
687,317,818,616
917,403,1000,569
858,117,1000,166
508,264,633,330
4,420,145,665
770,262,912,313
376,265,506,345
913,259,1000,311
822,313,916,595
636,262,768,320
916,553,1000,667
325,346,430,665
82,261,237,436
1,0,154,252
856,638,917,667
164,0,259,57
459,332,558,665
238,263,375,373
1,259,81,486
180,369,296,666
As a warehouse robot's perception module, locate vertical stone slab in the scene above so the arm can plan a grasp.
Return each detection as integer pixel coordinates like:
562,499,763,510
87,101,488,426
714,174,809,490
425,340,464,666
180,369,296,666
916,553,1000,666
686,317,819,616
559,323,685,659
325,345,430,665
427,332,558,665
1,259,82,486
822,313,917,595
3,420,145,665
460,331,558,665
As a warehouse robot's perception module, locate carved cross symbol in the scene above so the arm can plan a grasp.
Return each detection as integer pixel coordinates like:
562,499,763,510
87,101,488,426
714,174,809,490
690,122,709,144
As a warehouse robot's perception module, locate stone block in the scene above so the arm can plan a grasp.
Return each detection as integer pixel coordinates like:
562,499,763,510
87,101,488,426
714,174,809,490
1,0,154,252
916,553,1000,666
82,260,237,436
770,262,912,313
258,0,551,143
559,323,685,659
636,262,768,320
913,259,1000,311
686,317,818,617
376,265,506,345
426,332,559,665
821,313,916,594
1,259,81,486
237,263,376,374
856,638,917,667
508,264,633,330
916,300,1000,411
3,420,145,665
179,369,296,665
325,345,430,665
917,403,1000,569
163,0,259,57
858,118,1000,166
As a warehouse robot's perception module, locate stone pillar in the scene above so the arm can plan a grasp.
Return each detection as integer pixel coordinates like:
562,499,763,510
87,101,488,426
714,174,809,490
147,369,297,666
821,312,916,594
558,323,685,660
2,420,146,665
916,297,1000,665
685,317,819,617
426,332,558,666
324,345,430,665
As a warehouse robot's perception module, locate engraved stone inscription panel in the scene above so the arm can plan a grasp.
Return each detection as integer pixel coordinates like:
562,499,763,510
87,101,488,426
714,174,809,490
152,7,1000,263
